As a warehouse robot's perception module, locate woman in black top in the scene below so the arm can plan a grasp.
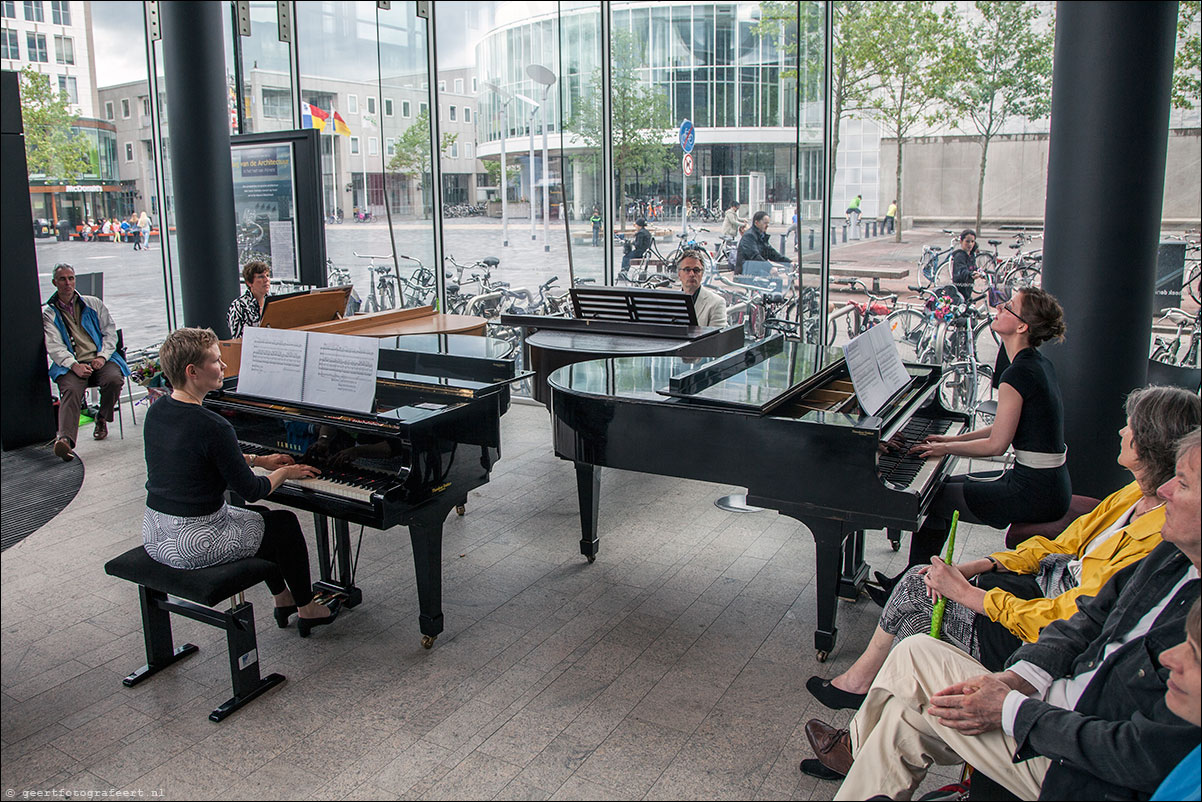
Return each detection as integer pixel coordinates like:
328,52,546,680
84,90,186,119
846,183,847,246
949,228,978,302
141,327,339,637
872,287,1071,597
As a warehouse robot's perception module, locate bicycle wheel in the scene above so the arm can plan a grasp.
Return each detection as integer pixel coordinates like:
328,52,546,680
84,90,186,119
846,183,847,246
974,251,997,276
939,361,994,414
1004,263,1041,289
886,308,929,363
973,316,1001,369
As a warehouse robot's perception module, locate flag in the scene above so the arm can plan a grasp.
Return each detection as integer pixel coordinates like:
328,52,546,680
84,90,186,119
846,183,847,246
332,111,351,137
302,101,328,131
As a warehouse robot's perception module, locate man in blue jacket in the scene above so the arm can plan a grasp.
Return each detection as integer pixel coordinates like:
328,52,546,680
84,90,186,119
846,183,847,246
42,263,129,460
802,429,1202,801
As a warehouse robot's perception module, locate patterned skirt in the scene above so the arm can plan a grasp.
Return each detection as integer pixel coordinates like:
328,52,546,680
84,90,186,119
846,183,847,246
142,504,265,570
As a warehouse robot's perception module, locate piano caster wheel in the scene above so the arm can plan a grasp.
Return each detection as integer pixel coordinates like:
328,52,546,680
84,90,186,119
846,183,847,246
586,554,596,563
421,634,437,649
456,504,465,516
815,650,828,663
891,540,900,552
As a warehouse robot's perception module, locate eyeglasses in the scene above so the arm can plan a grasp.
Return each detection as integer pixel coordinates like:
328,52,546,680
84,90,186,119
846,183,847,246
1001,300,1027,324
678,266,703,274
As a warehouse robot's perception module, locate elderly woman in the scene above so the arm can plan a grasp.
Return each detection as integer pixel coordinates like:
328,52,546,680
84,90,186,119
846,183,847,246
141,327,338,637
227,261,271,338
1152,596,1201,801
807,384,1200,710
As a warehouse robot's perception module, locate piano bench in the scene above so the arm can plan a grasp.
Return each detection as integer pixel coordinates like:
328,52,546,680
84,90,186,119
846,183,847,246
1003,495,1102,550
103,547,286,722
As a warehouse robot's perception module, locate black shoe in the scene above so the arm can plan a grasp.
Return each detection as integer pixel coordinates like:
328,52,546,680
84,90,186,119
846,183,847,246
865,582,892,608
806,675,867,711
273,605,297,628
297,598,341,638
800,758,846,781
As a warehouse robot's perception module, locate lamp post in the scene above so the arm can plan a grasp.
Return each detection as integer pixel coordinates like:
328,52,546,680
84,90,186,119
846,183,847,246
514,92,540,241
483,81,512,246
527,64,557,253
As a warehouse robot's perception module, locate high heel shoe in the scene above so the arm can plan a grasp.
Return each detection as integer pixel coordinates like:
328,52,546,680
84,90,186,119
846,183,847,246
297,598,341,638
273,605,297,629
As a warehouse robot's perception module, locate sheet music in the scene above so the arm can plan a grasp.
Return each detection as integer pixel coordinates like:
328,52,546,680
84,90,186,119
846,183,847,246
301,332,379,414
843,323,909,417
237,326,307,400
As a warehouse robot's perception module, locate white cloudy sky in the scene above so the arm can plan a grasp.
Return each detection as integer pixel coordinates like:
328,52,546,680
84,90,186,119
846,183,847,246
91,2,152,88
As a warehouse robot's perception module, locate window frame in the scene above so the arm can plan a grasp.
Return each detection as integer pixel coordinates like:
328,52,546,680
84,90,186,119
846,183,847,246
401,99,410,118
50,0,67,25
347,93,358,115
23,0,43,23
25,30,46,62
384,97,393,117
104,99,114,120
366,96,376,115
121,97,130,119
0,26,17,60
53,33,73,64
124,142,134,162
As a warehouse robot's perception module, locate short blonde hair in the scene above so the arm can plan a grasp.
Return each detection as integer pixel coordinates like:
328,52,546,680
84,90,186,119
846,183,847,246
159,327,218,388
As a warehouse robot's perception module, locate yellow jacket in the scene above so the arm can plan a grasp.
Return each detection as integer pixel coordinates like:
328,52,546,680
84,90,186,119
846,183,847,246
983,481,1163,643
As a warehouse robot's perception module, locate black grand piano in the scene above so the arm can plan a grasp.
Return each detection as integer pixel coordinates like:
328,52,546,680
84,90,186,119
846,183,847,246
548,335,970,660
502,285,744,406
204,334,526,648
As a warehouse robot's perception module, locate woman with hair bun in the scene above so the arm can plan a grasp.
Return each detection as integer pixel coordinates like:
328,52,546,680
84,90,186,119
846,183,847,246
872,287,1072,598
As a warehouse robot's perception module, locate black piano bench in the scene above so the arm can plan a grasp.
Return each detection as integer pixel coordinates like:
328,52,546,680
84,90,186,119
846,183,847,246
103,547,286,722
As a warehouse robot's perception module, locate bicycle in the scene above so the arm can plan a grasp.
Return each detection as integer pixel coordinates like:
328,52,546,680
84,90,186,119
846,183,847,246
354,252,399,312
826,278,898,345
917,233,958,287
1150,305,1201,369
396,255,436,307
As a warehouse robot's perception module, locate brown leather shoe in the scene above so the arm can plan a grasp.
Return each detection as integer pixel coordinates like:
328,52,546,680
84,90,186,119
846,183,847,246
53,437,75,461
93,419,108,440
801,718,853,780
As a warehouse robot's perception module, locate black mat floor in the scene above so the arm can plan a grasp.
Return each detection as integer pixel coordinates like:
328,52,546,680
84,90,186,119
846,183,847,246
1,442,84,551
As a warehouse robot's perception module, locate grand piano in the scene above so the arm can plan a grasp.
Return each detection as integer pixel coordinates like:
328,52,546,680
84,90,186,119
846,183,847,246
204,334,526,648
502,285,744,406
548,335,970,660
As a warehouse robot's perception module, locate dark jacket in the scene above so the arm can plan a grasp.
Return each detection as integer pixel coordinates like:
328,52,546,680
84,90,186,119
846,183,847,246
951,247,977,301
735,227,787,273
630,227,652,259
1007,541,1200,801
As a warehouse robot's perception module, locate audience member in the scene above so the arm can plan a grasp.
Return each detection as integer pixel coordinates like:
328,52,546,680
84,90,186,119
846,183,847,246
227,261,272,338
722,200,747,240
1152,596,1200,801
951,229,979,303
42,263,129,461
675,249,727,328
801,428,1202,801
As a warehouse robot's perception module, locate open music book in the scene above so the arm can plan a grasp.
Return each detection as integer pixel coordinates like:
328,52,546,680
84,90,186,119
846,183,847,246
236,327,380,414
842,323,911,417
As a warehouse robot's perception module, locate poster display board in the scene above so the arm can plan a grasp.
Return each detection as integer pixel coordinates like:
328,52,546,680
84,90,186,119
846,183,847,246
231,143,299,281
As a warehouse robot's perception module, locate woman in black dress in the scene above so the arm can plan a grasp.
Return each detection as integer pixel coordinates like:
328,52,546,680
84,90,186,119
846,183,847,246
872,287,1071,599
141,327,340,637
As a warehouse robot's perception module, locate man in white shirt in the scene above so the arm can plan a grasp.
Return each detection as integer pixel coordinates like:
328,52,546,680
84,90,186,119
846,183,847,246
801,429,1202,801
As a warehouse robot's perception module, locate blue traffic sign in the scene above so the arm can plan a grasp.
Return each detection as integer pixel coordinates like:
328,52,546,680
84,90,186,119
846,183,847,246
679,119,695,154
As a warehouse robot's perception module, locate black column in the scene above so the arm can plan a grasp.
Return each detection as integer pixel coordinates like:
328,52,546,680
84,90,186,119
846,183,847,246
1,71,56,449
160,2,239,337
1042,1,1177,498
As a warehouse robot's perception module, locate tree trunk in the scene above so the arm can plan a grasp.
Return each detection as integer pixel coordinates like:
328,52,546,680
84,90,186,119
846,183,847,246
976,135,989,234
894,134,904,242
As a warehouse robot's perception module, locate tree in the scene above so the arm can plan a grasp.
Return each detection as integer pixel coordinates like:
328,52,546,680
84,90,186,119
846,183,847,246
483,158,520,198
756,2,879,204
860,2,958,241
945,2,1054,233
387,107,456,213
1173,1,1201,110
19,66,90,183
569,29,673,229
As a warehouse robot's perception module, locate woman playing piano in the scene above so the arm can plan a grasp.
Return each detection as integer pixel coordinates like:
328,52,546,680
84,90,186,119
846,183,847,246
140,327,340,637
808,384,1198,710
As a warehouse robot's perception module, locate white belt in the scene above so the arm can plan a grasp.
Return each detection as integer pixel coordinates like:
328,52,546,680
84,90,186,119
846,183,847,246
1013,447,1067,469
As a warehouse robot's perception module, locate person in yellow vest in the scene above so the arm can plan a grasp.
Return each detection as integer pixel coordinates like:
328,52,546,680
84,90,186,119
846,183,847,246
885,199,897,233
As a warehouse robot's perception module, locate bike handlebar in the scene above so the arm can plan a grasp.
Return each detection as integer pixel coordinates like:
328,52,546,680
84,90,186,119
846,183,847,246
353,252,394,260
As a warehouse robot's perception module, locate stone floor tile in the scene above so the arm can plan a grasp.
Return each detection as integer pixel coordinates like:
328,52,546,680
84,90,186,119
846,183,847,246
117,749,244,800
546,774,624,801
416,751,523,800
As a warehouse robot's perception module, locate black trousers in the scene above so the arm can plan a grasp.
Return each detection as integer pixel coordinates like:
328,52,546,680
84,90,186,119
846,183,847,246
907,476,990,568
246,505,316,606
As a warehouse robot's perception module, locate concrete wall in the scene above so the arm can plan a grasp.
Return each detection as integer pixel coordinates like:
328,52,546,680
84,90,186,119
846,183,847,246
879,129,1201,226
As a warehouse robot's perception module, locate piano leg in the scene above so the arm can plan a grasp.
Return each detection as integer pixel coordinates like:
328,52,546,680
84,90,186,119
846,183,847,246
575,462,600,563
408,504,454,649
839,529,869,602
311,515,363,608
806,518,846,662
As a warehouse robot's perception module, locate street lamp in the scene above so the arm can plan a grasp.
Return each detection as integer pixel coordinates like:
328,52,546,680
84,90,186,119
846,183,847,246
527,63,557,253
482,81,512,247
514,92,540,241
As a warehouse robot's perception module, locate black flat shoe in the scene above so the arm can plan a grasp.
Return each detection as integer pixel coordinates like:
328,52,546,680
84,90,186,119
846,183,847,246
800,757,846,781
273,605,297,628
297,598,341,638
865,582,892,608
873,570,901,593
806,675,867,711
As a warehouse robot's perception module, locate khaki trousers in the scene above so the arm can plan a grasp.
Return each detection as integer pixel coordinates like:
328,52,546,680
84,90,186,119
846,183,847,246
55,360,125,445
834,635,1050,801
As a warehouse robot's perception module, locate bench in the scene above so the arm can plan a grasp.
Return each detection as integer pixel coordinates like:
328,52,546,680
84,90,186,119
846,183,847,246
800,264,911,293
103,547,285,722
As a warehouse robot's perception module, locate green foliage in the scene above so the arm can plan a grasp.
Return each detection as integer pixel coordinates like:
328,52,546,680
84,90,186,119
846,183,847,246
19,66,89,182
569,29,673,227
1174,0,1201,110
386,107,457,179
944,1,1055,231
858,1,958,240
483,158,520,190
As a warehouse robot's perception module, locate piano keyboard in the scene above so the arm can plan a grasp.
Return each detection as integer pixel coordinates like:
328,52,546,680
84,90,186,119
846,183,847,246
251,466,377,504
877,416,968,491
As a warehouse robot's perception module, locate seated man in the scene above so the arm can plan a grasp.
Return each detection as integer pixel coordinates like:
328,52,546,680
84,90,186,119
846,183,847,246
43,263,130,460
675,249,726,328
621,217,653,273
803,428,1202,801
